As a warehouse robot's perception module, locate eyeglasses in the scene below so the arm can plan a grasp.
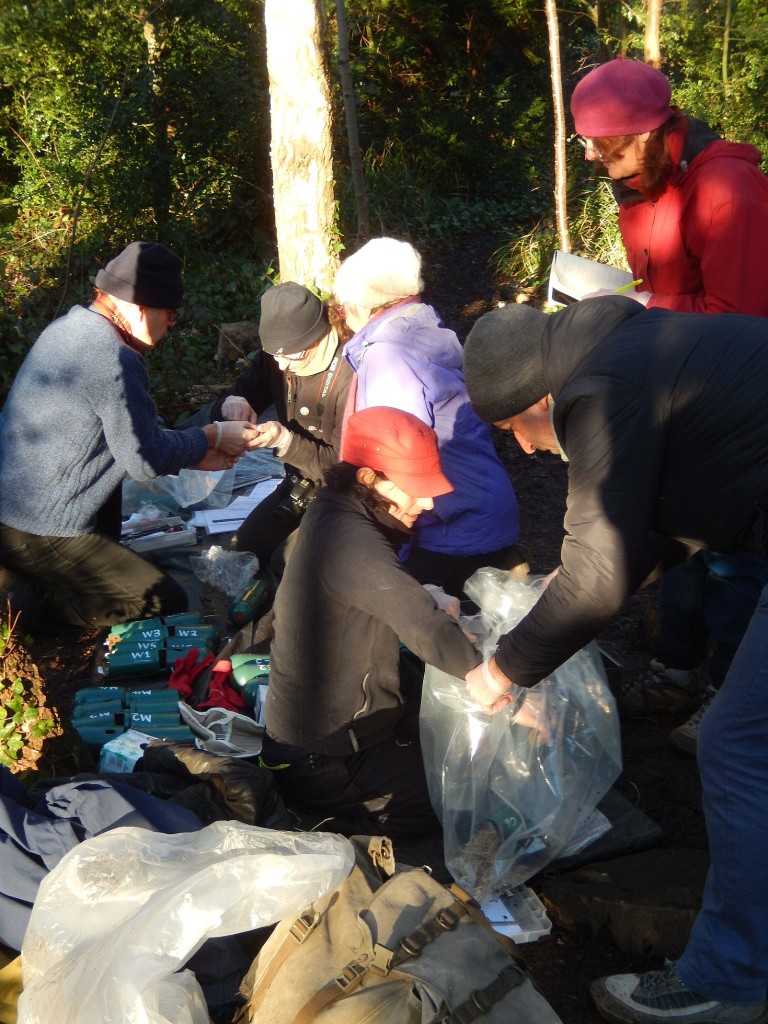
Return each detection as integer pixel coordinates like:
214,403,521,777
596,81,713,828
575,136,605,160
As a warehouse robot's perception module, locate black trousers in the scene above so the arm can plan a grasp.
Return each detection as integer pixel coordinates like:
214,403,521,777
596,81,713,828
0,522,188,629
261,707,441,841
230,479,299,578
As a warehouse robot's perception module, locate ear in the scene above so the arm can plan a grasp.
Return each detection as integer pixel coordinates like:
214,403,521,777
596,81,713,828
537,394,553,412
356,467,377,487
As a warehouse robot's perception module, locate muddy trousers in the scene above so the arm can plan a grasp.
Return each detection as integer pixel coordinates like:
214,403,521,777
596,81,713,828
676,581,768,1002
0,523,188,629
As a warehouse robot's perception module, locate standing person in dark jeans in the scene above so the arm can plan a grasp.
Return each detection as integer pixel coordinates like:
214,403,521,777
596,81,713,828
0,241,254,630
463,298,768,1024
261,406,481,839
210,281,352,577
571,57,768,750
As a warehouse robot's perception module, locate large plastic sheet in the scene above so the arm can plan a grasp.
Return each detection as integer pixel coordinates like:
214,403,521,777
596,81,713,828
19,822,353,1024
420,568,622,900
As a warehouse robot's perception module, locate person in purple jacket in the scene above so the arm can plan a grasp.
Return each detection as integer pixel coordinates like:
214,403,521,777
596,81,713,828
334,237,523,605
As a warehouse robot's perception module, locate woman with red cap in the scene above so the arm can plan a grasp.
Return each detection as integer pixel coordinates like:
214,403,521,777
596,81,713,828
571,57,768,751
260,406,481,839
570,57,768,316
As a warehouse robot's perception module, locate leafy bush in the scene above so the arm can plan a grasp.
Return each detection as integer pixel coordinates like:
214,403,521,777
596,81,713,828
0,610,58,770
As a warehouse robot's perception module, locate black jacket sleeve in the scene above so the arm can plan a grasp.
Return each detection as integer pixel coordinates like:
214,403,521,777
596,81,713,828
496,376,665,685
209,349,278,422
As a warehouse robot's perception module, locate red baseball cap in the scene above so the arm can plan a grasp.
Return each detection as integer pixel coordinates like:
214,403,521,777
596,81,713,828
341,407,453,498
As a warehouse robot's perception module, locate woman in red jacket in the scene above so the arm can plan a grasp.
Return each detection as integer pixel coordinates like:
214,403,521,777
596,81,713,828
570,58,768,750
571,57,768,316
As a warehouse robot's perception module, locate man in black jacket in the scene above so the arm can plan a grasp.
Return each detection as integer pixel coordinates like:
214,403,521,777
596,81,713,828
462,296,768,1024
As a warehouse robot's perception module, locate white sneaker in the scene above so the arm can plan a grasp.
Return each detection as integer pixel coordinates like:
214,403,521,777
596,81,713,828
669,686,717,755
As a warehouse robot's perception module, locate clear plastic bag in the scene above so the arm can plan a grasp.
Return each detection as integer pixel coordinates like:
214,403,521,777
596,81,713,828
420,568,622,900
122,468,235,514
191,545,259,597
19,822,354,1024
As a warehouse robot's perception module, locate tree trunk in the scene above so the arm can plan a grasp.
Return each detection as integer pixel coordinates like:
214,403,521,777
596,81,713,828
722,0,732,98
143,14,172,230
545,0,571,253
264,0,338,292
334,0,370,243
644,0,663,68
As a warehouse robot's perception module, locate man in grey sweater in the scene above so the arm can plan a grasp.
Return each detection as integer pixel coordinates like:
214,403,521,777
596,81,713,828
0,241,256,629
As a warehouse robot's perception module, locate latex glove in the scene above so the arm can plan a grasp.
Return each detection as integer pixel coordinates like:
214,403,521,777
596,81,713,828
423,584,477,642
209,420,260,455
193,449,239,472
465,656,515,715
509,688,553,742
423,583,461,620
246,420,291,452
221,395,258,423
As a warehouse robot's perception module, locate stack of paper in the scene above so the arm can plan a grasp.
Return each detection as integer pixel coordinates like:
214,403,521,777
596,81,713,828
189,478,283,534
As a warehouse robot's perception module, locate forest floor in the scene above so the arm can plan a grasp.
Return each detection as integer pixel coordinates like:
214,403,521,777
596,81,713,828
10,233,708,1024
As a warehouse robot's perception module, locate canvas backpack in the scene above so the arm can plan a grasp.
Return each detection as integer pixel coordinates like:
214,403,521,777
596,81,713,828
234,835,562,1024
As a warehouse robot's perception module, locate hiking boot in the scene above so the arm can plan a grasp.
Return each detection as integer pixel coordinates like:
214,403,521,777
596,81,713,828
669,686,718,755
620,659,699,714
591,962,768,1024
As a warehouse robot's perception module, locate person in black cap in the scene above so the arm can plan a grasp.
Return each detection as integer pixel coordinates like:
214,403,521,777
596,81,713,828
210,281,353,575
0,241,257,629
462,296,768,1024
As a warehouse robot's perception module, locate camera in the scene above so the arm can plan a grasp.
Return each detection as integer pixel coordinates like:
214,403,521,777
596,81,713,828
275,474,316,522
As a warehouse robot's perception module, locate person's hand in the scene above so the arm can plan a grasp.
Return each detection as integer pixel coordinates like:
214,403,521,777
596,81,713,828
465,657,515,715
205,420,260,455
424,584,461,620
245,420,291,451
192,449,239,471
424,584,477,642
509,689,553,742
221,396,258,423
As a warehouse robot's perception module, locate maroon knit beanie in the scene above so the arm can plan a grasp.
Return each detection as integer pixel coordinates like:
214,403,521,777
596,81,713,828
571,58,672,137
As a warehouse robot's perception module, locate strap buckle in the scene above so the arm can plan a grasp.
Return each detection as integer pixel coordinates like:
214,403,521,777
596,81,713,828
436,907,460,931
370,943,394,976
334,960,367,992
290,910,321,944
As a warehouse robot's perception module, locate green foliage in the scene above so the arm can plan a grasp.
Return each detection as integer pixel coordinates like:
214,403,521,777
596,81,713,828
0,615,57,769
333,0,564,242
494,178,627,302
1,0,767,413
144,255,275,420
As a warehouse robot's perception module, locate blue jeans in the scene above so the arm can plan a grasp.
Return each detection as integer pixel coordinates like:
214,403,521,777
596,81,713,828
654,551,768,687
676,582,768,1002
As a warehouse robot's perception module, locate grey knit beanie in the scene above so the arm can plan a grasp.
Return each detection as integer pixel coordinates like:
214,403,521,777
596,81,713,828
464,304,550,422
259,282,330,356
95,241,184,309
334,238,424,310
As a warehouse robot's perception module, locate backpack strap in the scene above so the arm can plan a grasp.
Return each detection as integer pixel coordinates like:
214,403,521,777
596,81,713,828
447,884,526,962
243,837,394,1020
289,895,472,1024
240,907,323,1018
443,962,527,1024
